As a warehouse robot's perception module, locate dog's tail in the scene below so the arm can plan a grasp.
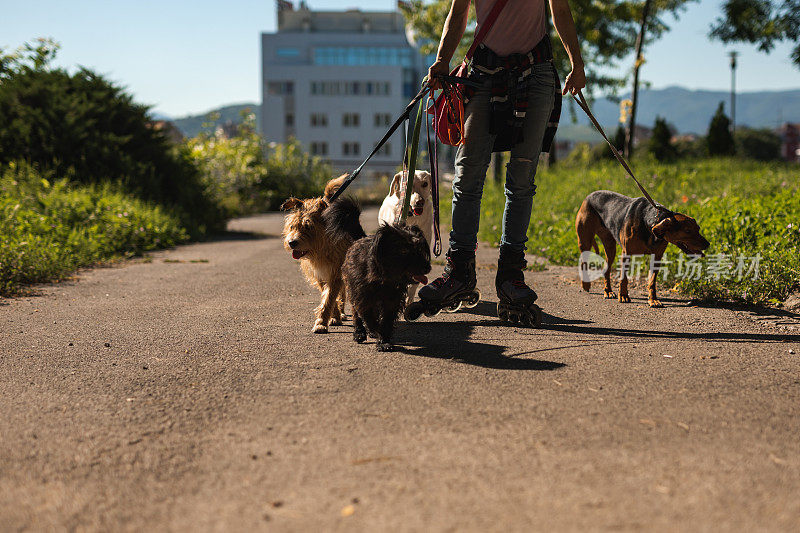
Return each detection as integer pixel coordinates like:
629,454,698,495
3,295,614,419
324,196,366,242
592,237,599,254
323,174,349,201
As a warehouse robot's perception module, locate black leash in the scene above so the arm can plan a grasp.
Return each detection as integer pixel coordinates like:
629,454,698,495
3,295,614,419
572,90,659,209
327,83,431,203
426,92,442,257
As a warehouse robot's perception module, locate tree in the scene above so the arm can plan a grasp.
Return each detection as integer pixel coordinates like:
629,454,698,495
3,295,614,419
0,37,59,78
707,102,736,156
613,125,627,151
710,1,800,68
400,0,695,97
625,0,653,158
648,116,677,161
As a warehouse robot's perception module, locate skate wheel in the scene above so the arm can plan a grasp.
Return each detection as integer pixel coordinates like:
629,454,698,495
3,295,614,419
463,290,481,308
423,307,441,317
497,306,509,321
404,302,424,321
530,304,543,328
445,300,462,313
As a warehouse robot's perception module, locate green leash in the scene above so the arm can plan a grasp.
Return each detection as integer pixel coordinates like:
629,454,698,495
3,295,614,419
399,79,428,225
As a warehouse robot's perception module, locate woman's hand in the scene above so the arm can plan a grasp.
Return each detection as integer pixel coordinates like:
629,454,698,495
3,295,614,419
427,59,450,90
550,0,587,96
562,61,586,96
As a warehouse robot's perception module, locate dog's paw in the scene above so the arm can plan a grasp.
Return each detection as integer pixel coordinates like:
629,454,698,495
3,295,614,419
376,342,394,352
353,329,367,343
329,317,343,326
648,299,664,308
618,294,631,303
312,321,328,334
603,290,617,299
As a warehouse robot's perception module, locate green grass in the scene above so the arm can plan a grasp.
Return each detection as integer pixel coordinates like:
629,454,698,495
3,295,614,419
444,157,800,305
1,165,189,296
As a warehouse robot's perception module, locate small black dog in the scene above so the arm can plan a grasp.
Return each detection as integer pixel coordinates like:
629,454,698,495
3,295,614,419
342,223,431,351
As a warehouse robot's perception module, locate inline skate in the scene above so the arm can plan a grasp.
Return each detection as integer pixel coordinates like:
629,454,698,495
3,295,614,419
495,251,542,328
404,250,481,321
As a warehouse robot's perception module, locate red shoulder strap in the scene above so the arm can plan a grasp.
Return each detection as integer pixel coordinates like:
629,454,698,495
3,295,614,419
466,0,510,59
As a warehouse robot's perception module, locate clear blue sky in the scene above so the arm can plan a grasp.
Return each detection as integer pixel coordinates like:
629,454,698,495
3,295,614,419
2,0,799,117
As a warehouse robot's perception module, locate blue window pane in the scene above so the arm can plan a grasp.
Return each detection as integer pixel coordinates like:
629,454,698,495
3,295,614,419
277,47,300,57
312,46,421,67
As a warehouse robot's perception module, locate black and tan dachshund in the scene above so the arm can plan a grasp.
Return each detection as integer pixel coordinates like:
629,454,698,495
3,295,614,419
576,190,710,307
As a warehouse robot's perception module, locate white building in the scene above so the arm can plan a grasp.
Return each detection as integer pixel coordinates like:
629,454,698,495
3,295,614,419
261,1,429,176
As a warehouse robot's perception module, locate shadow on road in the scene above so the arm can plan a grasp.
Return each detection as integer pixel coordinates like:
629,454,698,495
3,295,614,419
689,299,800,320
442,300,593,326
393,319,566,371
206,230,278,242
542,323,800,343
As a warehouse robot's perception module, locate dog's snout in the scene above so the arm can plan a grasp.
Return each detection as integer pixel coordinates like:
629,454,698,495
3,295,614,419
288,239,299,249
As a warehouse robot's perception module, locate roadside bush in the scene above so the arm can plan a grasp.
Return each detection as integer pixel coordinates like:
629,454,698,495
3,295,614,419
186,114,332,215
735,128,781,161
257,139,332,209
0,163,188,296
186,112,265,216
672,189,800,304
0,40,223,235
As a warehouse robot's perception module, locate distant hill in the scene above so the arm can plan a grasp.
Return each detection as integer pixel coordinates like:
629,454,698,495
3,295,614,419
170,103,260,138
167,87,800,140
572,86,800,135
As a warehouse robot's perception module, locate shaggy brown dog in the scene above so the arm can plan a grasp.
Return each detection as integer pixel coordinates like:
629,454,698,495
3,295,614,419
343,224,431,352
281,175,365,333
576,190,709,307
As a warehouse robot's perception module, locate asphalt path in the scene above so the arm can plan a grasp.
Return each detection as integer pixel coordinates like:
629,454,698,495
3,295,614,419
2,207,799,531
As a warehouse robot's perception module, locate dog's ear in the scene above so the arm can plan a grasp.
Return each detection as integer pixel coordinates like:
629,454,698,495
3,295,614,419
652,217,675,238
281,198,303,211
417,171,431,188
324,174,348,200
389,172,402,197
369,227,390,277
407,224,425,240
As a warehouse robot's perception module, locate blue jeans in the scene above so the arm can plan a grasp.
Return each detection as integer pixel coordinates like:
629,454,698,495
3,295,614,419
449,62,556,256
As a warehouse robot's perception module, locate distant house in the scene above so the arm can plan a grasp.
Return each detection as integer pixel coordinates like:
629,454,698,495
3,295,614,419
631,124,653,146
215,121,241,140
148,120,184,144
777,123,800,162
671,133,698,144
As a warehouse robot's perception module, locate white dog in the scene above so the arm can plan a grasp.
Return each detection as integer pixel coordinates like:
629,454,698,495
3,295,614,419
378,170,434,305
